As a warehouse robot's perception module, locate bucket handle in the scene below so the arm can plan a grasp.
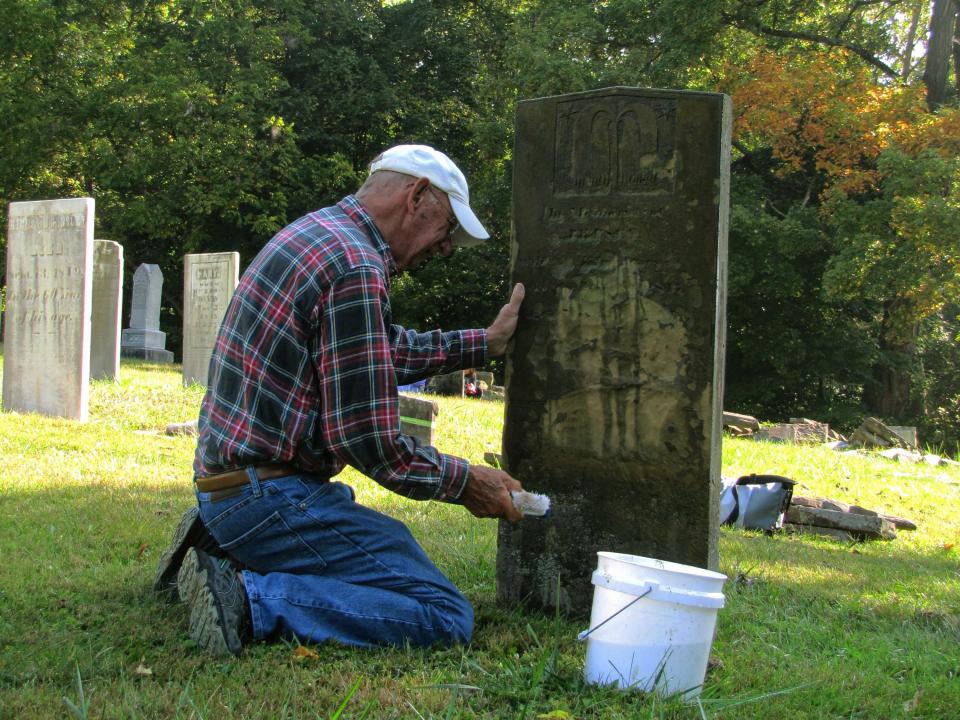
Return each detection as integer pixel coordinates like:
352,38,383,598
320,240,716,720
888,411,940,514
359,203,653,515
576,584,654,643
591,571,726,610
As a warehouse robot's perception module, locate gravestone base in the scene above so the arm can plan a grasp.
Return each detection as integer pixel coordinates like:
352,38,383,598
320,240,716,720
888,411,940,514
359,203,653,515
121,328,174,363
121,346,175,363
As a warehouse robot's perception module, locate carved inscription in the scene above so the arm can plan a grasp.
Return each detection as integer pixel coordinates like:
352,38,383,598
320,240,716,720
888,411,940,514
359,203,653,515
187,262,230,350
6,213,87,333
554,97,676,198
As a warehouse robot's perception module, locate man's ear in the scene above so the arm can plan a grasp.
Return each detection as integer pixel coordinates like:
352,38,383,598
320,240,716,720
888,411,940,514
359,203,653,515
406,176,431,213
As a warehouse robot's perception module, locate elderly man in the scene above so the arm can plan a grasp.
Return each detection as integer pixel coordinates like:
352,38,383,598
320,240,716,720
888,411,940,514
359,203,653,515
155,145,525,657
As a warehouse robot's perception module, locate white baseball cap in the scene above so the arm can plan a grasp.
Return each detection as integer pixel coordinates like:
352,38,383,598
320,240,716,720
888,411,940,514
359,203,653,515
368,144,489,247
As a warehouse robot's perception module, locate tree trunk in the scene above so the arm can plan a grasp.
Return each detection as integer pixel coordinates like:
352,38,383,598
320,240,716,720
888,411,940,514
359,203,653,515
866,357,919,418
923,0,958,109
864,305,922,419
900,2,922,80
954,8,960,96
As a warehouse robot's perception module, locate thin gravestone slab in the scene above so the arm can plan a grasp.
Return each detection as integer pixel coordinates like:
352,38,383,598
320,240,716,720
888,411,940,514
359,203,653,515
90,240,123,380
182,252,239,387
3,198,95,420
498,87,731,615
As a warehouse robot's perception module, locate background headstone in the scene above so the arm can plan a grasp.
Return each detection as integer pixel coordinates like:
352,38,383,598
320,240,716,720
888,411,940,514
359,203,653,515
475,371,495,388
182,252,239,386
399,394,438,446
90,240,123,380
498,87,731,614
3,197,95,420
427,370,465,396
888,425,918,449
120,264,174,362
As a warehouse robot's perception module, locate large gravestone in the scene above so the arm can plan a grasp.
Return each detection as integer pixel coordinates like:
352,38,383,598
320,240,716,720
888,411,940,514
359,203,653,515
498,88,731,615
3,198,95,420
121,264,174,362
90,240,123,380
182,252,239,386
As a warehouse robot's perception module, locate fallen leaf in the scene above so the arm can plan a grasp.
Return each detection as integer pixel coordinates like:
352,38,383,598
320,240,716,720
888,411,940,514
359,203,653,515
292,645,320,661
136,543,148,561
134,661,153,677
903,687,922,713
943,542,955,552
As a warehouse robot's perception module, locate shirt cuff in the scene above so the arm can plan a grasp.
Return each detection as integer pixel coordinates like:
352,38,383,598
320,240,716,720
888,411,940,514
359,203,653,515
435,454,470,502
447,328,487,369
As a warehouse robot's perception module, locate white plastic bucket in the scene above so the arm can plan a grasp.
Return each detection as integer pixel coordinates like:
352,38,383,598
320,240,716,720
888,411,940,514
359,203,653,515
579,552,727,698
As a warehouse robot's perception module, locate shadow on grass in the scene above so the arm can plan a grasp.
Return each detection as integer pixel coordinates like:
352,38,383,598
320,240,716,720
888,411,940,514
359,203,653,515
4,478,957,718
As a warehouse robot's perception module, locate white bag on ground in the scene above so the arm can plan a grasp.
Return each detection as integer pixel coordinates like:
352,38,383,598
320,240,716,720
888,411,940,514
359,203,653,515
719,474,796,531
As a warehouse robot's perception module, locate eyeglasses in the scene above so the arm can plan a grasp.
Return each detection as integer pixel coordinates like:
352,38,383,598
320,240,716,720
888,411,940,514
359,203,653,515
427,186,460,239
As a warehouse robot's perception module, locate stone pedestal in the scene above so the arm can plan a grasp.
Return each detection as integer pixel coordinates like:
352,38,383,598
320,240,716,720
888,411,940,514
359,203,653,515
120,330,174,362
497,88,731,615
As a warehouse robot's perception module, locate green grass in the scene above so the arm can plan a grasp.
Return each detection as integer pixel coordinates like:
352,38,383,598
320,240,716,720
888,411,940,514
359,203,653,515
0,359,957,719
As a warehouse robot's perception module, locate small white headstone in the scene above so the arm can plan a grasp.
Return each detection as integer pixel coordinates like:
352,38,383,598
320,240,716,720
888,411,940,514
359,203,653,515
182,252,239,386
90,240,123,380
3,198,95,420
120,263,173,362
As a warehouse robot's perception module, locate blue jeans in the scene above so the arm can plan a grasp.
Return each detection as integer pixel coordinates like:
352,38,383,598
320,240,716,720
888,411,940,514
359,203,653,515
195,470,473,648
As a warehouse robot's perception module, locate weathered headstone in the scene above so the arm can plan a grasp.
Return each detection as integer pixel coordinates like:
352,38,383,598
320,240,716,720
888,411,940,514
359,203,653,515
182,252,239,386
3,198,95,419
888,425,918,449
428,370,465,397
399,394,438,446
121,264,174,362
498,88,731,614
475,371,495,388
90,240,123,380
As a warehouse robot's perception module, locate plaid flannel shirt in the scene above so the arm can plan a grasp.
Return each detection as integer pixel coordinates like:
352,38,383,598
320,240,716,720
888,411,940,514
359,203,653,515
194,196,486,501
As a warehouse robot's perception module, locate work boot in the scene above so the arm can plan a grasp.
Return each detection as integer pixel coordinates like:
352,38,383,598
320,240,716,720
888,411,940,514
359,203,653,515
153,506,221,596
177,547,249,658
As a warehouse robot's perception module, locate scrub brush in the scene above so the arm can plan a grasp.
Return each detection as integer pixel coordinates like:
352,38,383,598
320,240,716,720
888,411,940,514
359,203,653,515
511,490,552,518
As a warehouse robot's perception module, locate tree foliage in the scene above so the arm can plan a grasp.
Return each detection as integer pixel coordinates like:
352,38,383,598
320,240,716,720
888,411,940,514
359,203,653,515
0,0,958,447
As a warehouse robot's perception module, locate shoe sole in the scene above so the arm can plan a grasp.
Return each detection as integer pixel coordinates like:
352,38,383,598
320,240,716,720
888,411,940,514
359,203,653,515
153,506,218,595
177,549,240,658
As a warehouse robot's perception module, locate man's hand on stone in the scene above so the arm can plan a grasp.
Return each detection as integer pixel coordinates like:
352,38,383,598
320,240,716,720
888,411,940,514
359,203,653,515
461,465,524,522
485,283,525,357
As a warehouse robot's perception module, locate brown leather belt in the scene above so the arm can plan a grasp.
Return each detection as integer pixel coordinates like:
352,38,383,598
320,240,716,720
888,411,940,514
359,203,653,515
195,463,299,493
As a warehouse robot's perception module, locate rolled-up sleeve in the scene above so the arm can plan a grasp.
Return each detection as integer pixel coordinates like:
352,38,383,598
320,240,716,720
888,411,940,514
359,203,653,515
316,265,469,501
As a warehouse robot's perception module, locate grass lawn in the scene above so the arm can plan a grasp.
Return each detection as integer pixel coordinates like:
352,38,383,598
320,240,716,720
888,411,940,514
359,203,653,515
0,358,957,719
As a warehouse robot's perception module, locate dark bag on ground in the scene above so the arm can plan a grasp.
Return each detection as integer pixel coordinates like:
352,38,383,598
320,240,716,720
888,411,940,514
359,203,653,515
719,474,796,531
